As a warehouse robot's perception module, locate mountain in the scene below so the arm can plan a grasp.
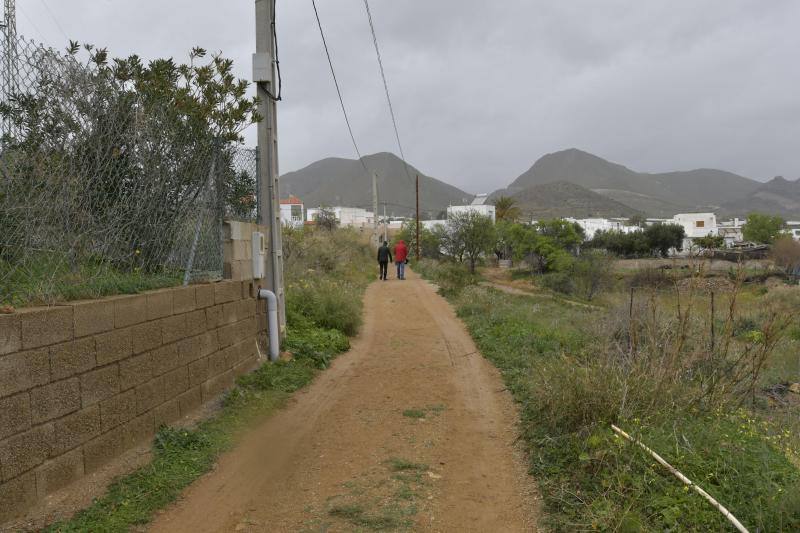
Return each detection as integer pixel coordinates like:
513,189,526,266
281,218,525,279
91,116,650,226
722,176,800,218
280,152,472,218
510,181,642,219
498,149,761,216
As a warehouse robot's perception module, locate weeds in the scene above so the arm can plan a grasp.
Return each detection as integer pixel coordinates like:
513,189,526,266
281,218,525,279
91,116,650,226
419,260,800,531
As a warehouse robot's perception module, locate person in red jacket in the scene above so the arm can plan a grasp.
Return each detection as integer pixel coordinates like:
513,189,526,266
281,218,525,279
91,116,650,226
394,240,409,280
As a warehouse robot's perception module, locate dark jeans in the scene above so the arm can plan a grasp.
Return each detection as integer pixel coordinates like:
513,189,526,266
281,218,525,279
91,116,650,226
379,261,388,280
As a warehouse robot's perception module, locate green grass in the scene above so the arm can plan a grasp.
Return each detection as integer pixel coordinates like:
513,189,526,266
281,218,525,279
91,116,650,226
402,409,426,419
416,262,800,531
1,256,182,308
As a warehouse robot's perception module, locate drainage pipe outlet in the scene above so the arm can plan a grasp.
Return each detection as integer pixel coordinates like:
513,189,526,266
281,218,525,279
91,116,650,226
257,288,281,362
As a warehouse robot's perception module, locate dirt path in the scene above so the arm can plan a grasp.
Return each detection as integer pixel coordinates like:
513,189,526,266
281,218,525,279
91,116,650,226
149,270,538,532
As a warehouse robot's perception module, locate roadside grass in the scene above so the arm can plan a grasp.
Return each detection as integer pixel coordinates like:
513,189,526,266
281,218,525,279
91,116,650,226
46,228,375,532
325,457,430,531
0,256,182,308
417,261,800,531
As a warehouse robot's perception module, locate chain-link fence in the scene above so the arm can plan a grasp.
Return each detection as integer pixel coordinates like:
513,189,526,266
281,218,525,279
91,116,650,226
0,34,258,307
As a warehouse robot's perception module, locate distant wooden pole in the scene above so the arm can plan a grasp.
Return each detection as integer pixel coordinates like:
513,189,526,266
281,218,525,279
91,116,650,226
710,291,716,352
415,174,421,260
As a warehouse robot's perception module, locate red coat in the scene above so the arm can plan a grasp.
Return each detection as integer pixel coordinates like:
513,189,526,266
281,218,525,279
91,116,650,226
394,240,408,263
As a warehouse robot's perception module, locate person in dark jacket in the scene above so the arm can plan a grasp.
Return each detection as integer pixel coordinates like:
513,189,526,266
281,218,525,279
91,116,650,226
394,239,409,280
377,241,392,281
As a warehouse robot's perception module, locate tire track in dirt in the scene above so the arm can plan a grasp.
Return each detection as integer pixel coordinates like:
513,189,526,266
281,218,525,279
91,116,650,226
149,270,538,532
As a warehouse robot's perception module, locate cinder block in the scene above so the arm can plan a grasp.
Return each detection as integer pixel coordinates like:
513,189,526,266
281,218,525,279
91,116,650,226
54,406,101,454
20,306,73,349
30,378,81,424
95,328,132,366
188,357,209,387
201,369,235,403
232,260,254,281
35,448,84,496
135,377,165,415
131,321,162,355
217,323,237,349
235,317,257,341
185,309,207,337
214,281,241,305
153,399,180,429
146,291,173,321
207,348,230,378
177,336,201,367
0,393,31,440
0,423,54,481
0,314,21,355
221,301,241,325
83,426,125,473
80,365,120,406
119,353,153,390
223,220,247,241
161,314,187,345
114,295,147,328
50,337,95,381
0,472,37,523
205,305,224,329
199,331,219,358
0,348,49,398
72,300,114,338
151,343,180,377
194,284,215,309
172,287,196,315
177,387,202,416
99,389,137,431
238,299,256,320
162,367,189,400
124,412,155,448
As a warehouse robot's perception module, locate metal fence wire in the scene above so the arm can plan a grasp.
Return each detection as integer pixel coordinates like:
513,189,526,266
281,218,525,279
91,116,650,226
0,34,258,306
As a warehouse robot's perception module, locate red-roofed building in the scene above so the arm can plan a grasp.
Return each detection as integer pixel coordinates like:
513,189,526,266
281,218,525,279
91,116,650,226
280,195,304,228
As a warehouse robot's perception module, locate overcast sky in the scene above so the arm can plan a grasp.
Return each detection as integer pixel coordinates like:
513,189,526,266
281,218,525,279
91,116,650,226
18,0,800,193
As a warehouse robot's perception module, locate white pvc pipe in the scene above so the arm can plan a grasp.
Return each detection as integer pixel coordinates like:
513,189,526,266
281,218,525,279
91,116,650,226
257,288,280,362
611,425,749,533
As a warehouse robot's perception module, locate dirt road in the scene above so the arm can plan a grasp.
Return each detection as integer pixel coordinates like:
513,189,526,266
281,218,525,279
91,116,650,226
149,270,537,532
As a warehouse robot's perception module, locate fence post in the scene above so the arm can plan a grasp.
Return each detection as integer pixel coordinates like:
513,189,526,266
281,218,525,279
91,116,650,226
710,291,715,352
628,286,635,354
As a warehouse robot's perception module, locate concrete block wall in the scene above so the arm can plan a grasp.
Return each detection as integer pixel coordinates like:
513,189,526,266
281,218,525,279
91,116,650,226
0,280,263,523
224,221,269,282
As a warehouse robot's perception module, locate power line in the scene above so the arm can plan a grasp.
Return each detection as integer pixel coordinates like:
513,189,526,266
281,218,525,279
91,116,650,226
361,0,413,185
310,0,369,176
38,0,68,43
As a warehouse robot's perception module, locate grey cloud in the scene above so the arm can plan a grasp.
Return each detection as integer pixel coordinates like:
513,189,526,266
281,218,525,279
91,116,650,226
19,0,800,193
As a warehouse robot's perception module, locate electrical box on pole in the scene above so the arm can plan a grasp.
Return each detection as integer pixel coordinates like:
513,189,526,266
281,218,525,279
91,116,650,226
254,0,286,337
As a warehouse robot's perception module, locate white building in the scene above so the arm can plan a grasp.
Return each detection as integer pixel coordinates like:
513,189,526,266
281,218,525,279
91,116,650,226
306,206,375,229
279,195,304,228
565,218,637,240
785,221,800,241
422,220,447,231
717,218,745,247
445,193,497,223
672,213,718,251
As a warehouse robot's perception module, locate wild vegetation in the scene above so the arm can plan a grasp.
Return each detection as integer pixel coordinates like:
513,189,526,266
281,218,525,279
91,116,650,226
47,228,373,532
416,241,800,530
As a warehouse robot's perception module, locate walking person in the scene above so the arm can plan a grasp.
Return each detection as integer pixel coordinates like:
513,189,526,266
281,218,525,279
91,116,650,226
377,240,392,281
394,239,408,280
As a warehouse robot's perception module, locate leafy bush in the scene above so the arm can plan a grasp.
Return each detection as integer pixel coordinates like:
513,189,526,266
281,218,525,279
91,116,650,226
449,284,800,531
414,258,477,297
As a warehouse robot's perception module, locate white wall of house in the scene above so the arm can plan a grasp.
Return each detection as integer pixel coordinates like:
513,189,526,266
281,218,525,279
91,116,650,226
565,218,637,240
306,206,374,228
280,203,304,228
447,204,496,222
422,220,447,231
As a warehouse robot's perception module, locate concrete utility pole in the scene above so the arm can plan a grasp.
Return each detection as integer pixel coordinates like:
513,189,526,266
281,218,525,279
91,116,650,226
415,175,421,260
254,0,286,336
383,203,387,242
1,0,17,139
372,172,379,246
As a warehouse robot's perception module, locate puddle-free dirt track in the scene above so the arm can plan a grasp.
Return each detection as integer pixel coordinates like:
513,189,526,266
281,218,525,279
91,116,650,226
149,270,537,532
